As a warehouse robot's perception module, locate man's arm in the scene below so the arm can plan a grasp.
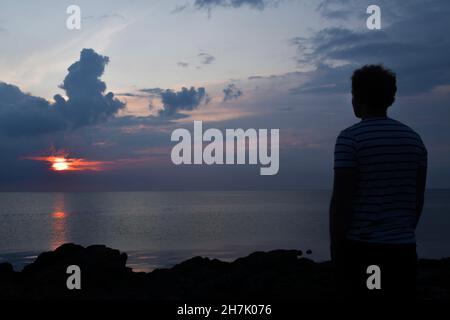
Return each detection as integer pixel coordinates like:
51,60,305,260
330,168,357,261
415,165,427,228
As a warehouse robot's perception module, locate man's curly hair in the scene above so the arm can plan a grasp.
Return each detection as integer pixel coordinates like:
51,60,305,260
352,65,397,110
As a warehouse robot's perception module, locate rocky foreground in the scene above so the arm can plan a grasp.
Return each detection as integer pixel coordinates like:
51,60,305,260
0,243,449,300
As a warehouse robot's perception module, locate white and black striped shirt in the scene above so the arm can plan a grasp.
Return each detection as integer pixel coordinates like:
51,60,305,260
334,117,427,244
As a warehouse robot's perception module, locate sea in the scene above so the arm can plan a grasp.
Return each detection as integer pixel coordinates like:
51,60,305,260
0,190,449,272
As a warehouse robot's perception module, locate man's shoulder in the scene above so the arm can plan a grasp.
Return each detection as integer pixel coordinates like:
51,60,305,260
338,121,363,137
389,118,424,140
337,118,426,150
340,118,420,135
337,118,426,148
387,117,414,129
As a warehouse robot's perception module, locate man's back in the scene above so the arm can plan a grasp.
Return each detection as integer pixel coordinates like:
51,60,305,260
334,116,428,243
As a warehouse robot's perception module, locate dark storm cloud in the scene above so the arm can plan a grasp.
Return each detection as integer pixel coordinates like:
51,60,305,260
116,86,209,121
158,87,208,118
198,52,215,65
288,63,353,95
0,48,124,137
223,83,243,102
0,83,65,136
291,0,450,96
54,48,125,128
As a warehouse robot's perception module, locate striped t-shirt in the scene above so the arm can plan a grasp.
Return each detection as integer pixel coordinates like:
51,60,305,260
334,117,427,244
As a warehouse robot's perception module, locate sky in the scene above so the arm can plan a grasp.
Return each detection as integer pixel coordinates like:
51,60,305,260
0,0,449,191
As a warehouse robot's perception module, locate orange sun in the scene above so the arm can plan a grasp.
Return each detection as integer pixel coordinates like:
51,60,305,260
51,157,70,171
23,153,108,172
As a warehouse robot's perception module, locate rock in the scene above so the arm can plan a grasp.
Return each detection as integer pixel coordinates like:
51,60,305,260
0,262,14,275
17,243,132,299
0,243,449,300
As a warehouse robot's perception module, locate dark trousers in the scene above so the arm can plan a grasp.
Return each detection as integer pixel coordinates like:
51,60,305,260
334,239,417,300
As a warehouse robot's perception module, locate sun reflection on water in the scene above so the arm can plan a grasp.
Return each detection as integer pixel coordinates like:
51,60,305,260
51,194,68,250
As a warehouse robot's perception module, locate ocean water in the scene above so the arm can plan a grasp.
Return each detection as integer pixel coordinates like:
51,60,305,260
0,190,449,272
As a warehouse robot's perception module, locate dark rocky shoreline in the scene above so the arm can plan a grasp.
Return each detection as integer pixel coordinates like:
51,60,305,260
0,243,449,300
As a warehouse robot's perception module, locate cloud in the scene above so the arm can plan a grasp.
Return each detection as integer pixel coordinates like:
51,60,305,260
288,63,351,95
0,83,65,136
316,0,361,20
116,92,146,97
223,83,243,102
139,88,164,96
158,87,208,118
198,52,215,65
177,61,189,68
83,13,126,21
248,75,264,80
172,0,278,16
290,0,450,96
118,86,209,120
55,48,125,128
99,13,126,20
0,48,124,137
315,0,409,23
171,4,189,14
194,0,274,11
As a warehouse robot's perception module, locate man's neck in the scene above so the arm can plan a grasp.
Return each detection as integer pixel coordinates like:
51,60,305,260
361,110,387,119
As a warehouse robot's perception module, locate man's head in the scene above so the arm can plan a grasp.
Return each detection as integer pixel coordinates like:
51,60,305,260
351,65,397,118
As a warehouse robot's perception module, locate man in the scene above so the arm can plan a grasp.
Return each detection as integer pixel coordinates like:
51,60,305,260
330,65,427,299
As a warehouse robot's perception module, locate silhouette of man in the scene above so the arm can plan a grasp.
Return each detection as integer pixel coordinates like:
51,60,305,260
330,65,427,299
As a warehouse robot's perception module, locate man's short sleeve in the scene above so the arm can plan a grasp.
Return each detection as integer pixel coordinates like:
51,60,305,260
334,130,357,169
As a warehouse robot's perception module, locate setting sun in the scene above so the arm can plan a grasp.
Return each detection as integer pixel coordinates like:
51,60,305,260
23,153,108,172
52,157,70,171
